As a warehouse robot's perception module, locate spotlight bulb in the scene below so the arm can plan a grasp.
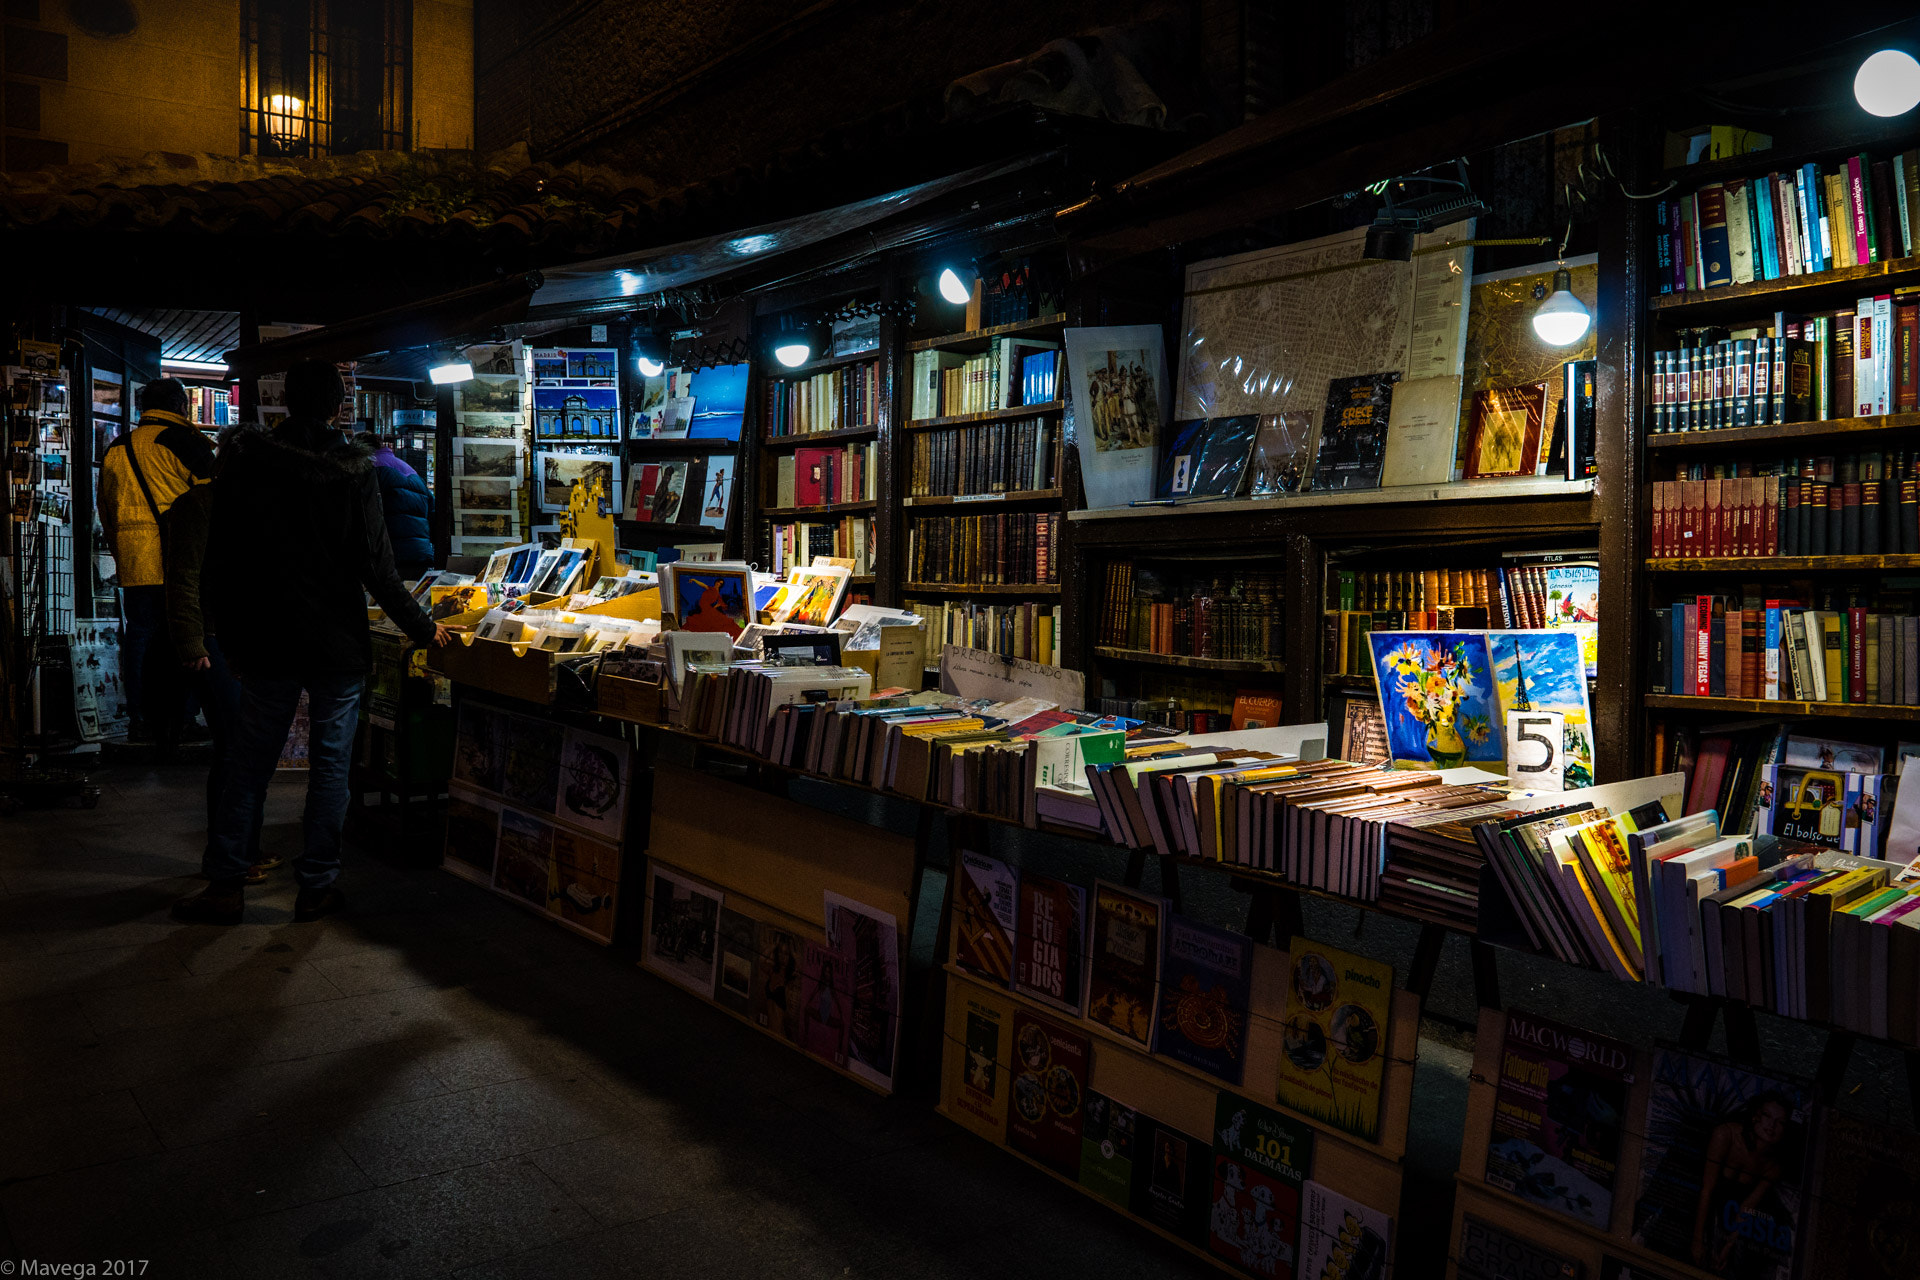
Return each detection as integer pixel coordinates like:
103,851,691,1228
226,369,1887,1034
937,268,972,305
1855,49,1920,118
773,342,811,368
1531,269,1591,348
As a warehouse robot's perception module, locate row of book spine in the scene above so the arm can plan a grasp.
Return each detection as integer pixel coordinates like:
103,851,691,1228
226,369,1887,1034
908,339,1060,420
764,360,879,436
1117,598,1284,662
771,443,876,508
766,518,872,576
1650,300,1918,432
907,419,1058,496
1650,467,1920,558
1326,563,1566,625
906,512,1059,586
908,599,1061,667
1651,597,1920,704
1655,146,1920,294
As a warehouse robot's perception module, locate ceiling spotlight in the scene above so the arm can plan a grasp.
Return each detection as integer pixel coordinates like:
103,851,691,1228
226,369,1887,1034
1531,267,1592,347
427,352,474,385
759,312,828,372
773,342,810,368
937,267,973,305
1855,49,1920,117
632,325,669,378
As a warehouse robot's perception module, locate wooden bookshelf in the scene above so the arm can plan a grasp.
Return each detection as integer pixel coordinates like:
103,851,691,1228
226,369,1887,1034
1648,253,1920,321
901,582,1061,596
903,488,1061,507
761,499,877,519
1646,554,1920,571
1644,693,1920,721
1094,645,1284,674
905,312,1068,353
760,424,880,448
1643,410,1920,450
906,399,1065,429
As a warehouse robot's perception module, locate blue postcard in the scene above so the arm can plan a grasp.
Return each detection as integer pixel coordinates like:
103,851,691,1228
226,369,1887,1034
1490,629,1593,788
688,362,749,440
534,386,621,442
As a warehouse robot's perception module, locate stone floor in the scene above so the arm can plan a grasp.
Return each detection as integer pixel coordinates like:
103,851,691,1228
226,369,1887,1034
0,762,1244,1280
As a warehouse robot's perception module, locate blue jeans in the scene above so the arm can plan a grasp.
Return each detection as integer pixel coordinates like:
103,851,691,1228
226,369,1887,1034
204,670,365,888
192,637,261,862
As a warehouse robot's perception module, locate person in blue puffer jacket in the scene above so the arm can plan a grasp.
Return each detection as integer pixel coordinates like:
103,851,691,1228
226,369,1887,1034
356,432,434,579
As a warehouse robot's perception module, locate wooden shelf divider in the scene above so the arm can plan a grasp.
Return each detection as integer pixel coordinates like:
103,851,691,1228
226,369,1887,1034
1648,253,1920,319
1644,693,1920,721
761,499,877,519
1093,645,1285,674
903,488,1061,508
760,424,880,448
906,312,1068,353
906,400,1064,430
1645,554,1920,572
1644,410,1920,450
901,582,1061,596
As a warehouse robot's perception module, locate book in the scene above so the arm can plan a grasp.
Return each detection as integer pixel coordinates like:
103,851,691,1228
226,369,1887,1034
1465,382,1549,479
1131,1113,1211,1241
1084,881,1164,1048
1457,1215,1581,1280
943,984,1011,1142
1299,1179,1391,1280
1209,1093,1314,1275
1484,1009,1634,1228
1630,1049,1809,1280
1800,1105,1920,1280
714,907,758,1017
1379,374,1463,487
825,891,901,1092
796,938,852,1067
1274,939,1394,1141
1248,411,1317,496
1012,874,1088,1015
1311,373,1399,491
643,866,723,997
952,850,1018,985
1155,916,1254,1085
752,920,803,1040
1008,1011,1089,1177
1155,414,1260,500
1078,1090,1139,1208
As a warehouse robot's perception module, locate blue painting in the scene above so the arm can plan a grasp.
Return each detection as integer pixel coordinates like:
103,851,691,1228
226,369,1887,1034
688,363,749,440
1490,630,1593,788
1366,631,1502,768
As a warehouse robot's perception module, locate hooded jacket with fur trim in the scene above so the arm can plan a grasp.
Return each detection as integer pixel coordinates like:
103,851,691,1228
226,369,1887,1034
204,418,435,675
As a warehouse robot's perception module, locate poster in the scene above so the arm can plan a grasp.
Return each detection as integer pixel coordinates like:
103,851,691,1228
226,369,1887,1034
824,891,901,1092
535,450,619,513
1484,1009,1634,1228
643,865,724,996
1274,940,1393,1142
458,374,522,415
1210,1093,1313,1276
533,386,620,441
1064,324,1166,509
1366,631,1503,768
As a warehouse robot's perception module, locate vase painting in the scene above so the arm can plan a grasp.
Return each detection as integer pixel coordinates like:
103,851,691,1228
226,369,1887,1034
1366,631,1503,769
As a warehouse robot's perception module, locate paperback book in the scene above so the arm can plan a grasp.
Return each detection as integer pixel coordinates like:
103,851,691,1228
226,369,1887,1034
1013,874,1088,1015
953,850,1018,985
1209,1093,1314,1276
1311,373,1399,491
1299,1179,1391,1280
714,907,757,1017
1008,1011,1089,1177
1084,881,1164,1047
1484,1008,1634,1228
1799,1105,1920,1280
1154,916,1254,1086
797,939,852,1068
1131,1113,1211,1242
942,985,1011,1143
753,921,803,1041
1274,940,1393,1142
1079,1090,1139,1209
1457,1215,1581,1280
825,891,901,1092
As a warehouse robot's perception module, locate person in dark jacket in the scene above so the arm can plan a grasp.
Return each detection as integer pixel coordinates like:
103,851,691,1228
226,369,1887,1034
172,361,448,926
356,431,434,579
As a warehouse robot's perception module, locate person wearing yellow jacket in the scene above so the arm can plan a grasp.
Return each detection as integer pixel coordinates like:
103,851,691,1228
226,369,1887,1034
98,378,215,745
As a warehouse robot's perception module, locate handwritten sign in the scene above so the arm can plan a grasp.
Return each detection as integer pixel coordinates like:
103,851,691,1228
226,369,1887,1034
938,644,1084,711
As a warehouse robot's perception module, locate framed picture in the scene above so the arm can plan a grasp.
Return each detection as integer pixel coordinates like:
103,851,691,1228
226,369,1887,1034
535,450,619,514
458,374,523,416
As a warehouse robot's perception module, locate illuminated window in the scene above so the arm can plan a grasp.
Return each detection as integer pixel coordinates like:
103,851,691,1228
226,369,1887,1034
242,0,410,157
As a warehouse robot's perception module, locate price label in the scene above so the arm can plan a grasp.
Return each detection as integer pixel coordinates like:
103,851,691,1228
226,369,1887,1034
1506,710,1565,791
951,492,1006,503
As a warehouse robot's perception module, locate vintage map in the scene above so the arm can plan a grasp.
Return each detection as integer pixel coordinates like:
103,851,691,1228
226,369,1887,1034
1176,224,1474,426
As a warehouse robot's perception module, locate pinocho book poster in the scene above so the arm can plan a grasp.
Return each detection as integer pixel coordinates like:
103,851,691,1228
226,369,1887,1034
1274,940,1393,1142
1007,1011,1088,1178
1209,1093,1314,1278
1485,1008,1634,1228
1630,1049,1809,1280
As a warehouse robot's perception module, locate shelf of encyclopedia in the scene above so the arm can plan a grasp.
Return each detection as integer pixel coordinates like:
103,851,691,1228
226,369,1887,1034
1067,476,1595,522
1092,645,1286,674
905,312,1069,354
900,582,1061,595
759,499,877,518
1643,410,1920,450
759,424,880,448
1647,251,1920,321
903,489,1062,507
942,961,1420,1168
1643,693,1920,720
1645,553,1920,571
906,400,1065,430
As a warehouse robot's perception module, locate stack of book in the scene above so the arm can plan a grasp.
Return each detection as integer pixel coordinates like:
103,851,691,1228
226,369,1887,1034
907,419,1058,496
1100,563,1285,662
1651,452,1920,557
1322,557,1597,677
1655,147,1920,295
906,512,1059,586
1650,592,1920,704
764,359,881,436
1651,297,1919,433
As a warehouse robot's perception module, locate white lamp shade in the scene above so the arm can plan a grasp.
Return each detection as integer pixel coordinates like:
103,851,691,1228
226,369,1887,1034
636,357,664,377
937,267,972,305
1855,49,1920,118
1532,277,1592,348
427,360,474,385
773,342,811,368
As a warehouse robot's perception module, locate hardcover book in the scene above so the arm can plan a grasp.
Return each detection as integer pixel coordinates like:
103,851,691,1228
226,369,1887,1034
1209,1093,1314,1276
1465,382,1549,479
1311,373,1399,491
1299,1179,1391,1280
1457,1215,1581,1279
1630,1049,1809,1280
1008,1011,1089,1178
1274,940,1393,1142
1084,881,1164,1047
1078,1090,1140,1209
1484,1008,1634,1227
1155,916,1254,1085
953,850,1018,985
1131,1113,1212,1242
1013,874,1088,1015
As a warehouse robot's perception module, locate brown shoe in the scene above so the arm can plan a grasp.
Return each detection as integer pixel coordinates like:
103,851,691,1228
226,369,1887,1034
293,886,346,923
244,855,286,885
171,881,244,925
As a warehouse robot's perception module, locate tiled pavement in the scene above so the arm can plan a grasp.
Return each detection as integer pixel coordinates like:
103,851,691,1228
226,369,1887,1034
0,763,1227,1279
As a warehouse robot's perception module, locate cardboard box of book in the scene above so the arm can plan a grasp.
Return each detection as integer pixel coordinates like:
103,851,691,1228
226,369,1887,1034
598,657,668,725
429,589,660,704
